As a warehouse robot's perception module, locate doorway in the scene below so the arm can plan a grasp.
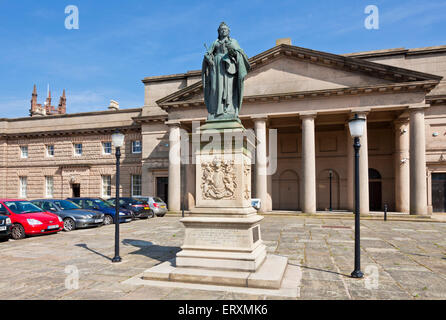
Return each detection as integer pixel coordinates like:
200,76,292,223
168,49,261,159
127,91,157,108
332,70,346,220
432,173,446,212
156,177,168,203
278,170,299,210
369,168,382,211
71,184,80,198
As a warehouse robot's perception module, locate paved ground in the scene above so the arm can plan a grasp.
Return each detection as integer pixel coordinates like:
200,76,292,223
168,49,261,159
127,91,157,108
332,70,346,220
1,216,445,300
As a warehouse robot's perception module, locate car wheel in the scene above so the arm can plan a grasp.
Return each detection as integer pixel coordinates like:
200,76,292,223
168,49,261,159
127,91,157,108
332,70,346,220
11,224,25,240
104,215,114,225
149,210,155,218
156,213,165,217
63,218,76,232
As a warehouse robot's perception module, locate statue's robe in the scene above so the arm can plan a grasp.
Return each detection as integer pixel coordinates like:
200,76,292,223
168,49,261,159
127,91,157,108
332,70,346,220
202,37,250,120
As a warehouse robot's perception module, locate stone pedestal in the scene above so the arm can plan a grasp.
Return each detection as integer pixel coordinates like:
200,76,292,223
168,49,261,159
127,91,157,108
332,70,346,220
142,120,288,289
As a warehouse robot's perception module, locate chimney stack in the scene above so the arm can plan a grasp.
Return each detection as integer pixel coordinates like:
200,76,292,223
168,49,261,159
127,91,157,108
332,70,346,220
109,100,119,111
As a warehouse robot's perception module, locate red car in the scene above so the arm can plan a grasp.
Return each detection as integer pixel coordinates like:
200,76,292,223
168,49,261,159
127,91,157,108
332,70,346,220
0,199,63,240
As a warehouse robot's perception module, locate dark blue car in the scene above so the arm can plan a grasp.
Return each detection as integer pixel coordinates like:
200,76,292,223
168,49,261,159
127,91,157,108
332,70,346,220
0,214,12,242
67,198,133,225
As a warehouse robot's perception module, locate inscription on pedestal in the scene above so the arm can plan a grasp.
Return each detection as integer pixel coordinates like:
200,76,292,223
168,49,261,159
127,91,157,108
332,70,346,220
253,226,260,243
187,228,252,248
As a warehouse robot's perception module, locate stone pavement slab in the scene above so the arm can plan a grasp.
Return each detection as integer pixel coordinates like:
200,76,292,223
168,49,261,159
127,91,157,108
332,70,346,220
0,216,445,300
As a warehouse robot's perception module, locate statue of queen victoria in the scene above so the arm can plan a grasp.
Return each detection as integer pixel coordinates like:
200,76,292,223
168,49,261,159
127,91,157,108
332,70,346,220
202,22,250,121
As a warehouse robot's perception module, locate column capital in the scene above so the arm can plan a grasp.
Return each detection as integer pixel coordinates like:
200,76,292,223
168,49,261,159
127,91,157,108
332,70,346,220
165,120,181,127
409,103,429,111
251,114,269,122
299,111,317,119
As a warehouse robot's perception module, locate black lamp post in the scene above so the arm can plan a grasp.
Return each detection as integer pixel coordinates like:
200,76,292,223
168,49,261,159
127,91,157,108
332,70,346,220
111,130,125,263
348,114,365,279
329,170,333,211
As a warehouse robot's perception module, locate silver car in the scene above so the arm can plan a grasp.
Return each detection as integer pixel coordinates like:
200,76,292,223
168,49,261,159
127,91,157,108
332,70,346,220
133,196,167,217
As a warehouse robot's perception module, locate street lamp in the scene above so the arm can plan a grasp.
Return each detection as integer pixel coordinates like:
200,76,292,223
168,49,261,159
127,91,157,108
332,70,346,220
348,113,366,279
111,129,125,263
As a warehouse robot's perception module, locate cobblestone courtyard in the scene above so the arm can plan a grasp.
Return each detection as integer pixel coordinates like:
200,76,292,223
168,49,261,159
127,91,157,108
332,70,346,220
1,216,445,300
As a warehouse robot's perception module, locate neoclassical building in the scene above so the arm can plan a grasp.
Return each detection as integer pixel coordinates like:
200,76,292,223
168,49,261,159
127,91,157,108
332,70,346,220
1,40,446,215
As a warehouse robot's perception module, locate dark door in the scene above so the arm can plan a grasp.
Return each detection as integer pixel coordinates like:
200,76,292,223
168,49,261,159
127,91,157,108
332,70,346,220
432,173,446,212
71,184,80,198
156,177,168,204
369,169,382,211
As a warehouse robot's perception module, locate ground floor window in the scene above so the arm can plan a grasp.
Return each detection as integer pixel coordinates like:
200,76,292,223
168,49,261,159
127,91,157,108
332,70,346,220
19,176,27,198
102,175,111,198
131,175,142,197
45,176,54,198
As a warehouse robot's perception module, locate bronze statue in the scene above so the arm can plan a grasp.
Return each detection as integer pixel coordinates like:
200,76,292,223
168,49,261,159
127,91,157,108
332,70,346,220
202,22,250,121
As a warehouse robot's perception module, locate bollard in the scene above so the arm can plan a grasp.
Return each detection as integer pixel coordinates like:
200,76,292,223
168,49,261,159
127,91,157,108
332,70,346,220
384,204,388,221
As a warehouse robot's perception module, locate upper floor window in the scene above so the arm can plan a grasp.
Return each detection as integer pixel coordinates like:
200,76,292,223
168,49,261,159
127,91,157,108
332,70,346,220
46,145,55,157
74,143,82,156
20,146,28,158
102,142,112,155
132,140,142,154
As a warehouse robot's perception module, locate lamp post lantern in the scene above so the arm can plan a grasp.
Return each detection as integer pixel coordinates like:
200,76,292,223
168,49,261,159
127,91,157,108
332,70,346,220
348,114,365,279
111,129,125,263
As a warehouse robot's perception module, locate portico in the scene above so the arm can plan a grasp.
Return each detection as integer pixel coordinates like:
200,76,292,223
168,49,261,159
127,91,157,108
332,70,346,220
154,44,441,215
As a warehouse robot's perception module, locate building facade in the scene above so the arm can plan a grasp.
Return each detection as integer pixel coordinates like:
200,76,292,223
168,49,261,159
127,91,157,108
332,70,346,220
1,42,446,215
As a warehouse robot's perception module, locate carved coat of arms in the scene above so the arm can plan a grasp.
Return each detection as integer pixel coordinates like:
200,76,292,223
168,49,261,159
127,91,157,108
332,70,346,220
201,158,237,200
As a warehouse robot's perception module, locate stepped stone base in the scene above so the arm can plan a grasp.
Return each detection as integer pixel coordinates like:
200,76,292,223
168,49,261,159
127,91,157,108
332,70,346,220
142,254,288,289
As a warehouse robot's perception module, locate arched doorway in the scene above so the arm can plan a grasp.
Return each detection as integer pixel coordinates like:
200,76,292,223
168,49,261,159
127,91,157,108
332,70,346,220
317,169,340,211
369,168,382,211
278,170,299,210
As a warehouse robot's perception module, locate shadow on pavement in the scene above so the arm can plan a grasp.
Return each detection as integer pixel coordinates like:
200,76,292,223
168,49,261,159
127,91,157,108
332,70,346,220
75,243,112,261
289,262,351,278
122,239,181,263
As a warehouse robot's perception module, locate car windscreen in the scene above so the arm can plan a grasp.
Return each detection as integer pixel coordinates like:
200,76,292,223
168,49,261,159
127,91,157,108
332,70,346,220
153,197,164,203
130,199,146,205
54,200,81,210
4,201,44,214
96,199,113,208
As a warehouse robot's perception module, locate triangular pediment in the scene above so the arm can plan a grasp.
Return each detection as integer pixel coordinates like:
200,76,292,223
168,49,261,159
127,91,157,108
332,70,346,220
157,44,442,106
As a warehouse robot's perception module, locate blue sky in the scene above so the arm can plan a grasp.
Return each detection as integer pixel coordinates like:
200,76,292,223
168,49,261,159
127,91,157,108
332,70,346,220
0,0,445,118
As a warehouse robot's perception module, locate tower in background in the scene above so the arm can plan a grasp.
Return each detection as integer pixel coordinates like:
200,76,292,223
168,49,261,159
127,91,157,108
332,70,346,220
29,85,67,116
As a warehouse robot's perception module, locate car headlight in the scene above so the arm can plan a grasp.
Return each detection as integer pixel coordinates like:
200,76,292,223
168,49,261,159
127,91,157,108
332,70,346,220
58,216,63,222
119,212,126,216
27,219,43,226
6,218,11,224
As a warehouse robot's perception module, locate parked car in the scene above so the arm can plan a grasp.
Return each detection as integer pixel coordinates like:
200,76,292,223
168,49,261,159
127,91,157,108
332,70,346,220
108,197,152,219
31,199,105,232
67,197,133,225
0,199,63,240
0,214,12,242
251,198,261,210
133,196,167,217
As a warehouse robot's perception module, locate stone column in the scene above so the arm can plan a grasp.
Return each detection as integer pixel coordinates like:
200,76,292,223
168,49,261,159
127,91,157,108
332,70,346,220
409,106,428,215
253,115,268,213
167,121,181,212
301,113,317,213
394,118,410,213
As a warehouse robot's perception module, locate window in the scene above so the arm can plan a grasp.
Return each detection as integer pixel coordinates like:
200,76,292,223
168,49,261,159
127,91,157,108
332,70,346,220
131,175,142,197
46,145,55,157
74,143,82,156
102,175,111,198
19,176,27,198
20,146,28,158
102,142,112,155
132,140,142,154
45,176,54,198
